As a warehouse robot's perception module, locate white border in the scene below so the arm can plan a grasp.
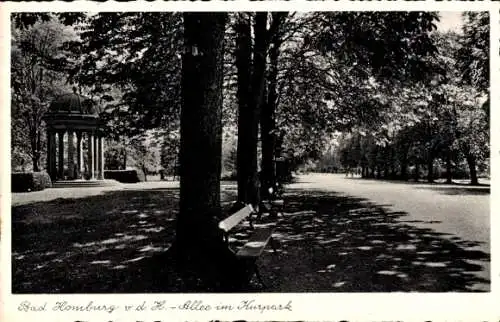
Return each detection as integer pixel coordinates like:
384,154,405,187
1,2,498,322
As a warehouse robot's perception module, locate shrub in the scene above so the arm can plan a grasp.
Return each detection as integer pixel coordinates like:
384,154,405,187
12,172,52,192
104,169,145,183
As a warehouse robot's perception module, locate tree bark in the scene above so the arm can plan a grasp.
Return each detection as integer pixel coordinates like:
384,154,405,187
427,156,434,183
399,143,409,181
174,13,233,290
466,153,479,185
31,131,41,172
414,163,420,182
400,158,408,181
260,23,282,199
236,13,268,207
122,141,127,170
390,148,396,178
235,14,253,204
446,151,453,184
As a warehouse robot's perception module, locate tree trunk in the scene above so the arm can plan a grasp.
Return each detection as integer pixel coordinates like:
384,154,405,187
446,151,453,184
466,153,479,185
400,159,408,181
260,25,282,200
32,155,40,172
122,145,127,170
414,163,420,182
427,156,434,183
31,131,41,172
390,148,396,178
236,13,268,207
174,13,233,290
235,14,253,204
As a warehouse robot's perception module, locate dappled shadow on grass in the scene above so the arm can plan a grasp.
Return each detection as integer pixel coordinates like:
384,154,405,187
12,187,233,293
12,188,181,293
247,188,489,292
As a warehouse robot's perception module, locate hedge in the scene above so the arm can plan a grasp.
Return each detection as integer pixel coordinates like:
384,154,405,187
12,172,52,192
104,169,145,183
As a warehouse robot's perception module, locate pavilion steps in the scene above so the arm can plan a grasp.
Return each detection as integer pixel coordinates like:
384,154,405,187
52,179,122,188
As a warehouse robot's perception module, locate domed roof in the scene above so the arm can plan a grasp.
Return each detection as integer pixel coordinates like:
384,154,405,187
49,92,100,115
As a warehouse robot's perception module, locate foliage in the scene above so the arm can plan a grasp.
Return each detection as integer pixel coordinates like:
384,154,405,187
104,140,128,170
66,13,183,138
128,135,161,179
327,20,490,184
103,170,145,183
12,171,52,192
271,12,441,168
160,129,180,176
309,12,440,83
221,131,237,178
11,15,76,171
458,12,489,92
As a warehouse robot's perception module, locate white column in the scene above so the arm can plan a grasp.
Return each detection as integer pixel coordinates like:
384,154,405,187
93,135,98,174
58,131,65,180
76,131,83,179
87,132,95,179
97,136,104,179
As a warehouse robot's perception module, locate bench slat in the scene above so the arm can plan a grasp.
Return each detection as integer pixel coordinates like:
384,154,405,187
236,227,273,258
219,204,254,232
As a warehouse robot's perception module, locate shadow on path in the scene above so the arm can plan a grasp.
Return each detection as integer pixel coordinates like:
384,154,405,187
248,189,489,292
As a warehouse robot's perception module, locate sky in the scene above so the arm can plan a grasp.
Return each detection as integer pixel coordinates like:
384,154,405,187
437,11,464,33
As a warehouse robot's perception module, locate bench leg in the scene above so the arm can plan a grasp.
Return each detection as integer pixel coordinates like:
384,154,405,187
270,236,278,253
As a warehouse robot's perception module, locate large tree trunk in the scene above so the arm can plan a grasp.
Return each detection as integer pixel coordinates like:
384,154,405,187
236,13,268,207
235,14,252,204
260,24,282,200
466,153,479,186
174,13,233,290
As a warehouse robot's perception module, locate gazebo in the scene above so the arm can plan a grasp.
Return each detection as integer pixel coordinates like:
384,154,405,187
43,90,105,183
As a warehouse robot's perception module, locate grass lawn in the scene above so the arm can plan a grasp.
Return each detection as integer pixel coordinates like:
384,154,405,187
11,183,489,293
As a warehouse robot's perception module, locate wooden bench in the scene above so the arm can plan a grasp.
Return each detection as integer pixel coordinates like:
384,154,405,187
218,204,277,288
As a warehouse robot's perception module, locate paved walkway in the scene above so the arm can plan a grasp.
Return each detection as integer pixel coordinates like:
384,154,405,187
288,173,490,290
